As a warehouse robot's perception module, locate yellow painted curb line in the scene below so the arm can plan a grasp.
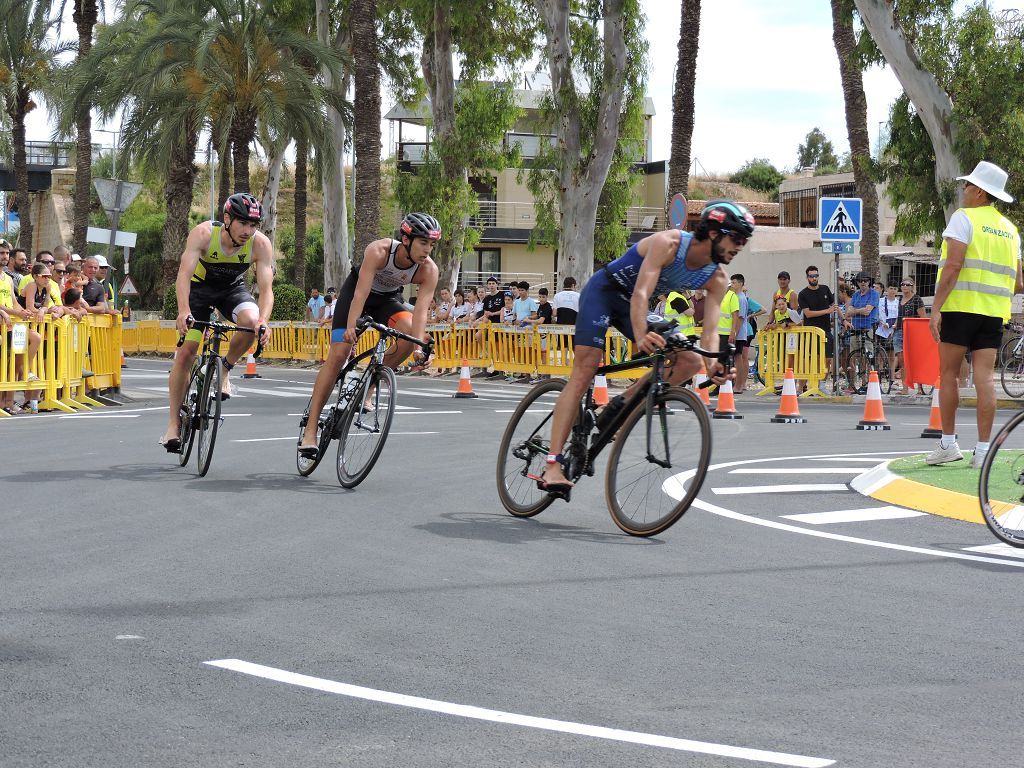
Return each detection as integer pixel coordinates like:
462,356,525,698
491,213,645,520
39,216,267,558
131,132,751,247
851,461,986,525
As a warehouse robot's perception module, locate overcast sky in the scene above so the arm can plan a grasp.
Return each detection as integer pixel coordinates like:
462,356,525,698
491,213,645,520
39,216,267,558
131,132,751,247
24,0,1021,176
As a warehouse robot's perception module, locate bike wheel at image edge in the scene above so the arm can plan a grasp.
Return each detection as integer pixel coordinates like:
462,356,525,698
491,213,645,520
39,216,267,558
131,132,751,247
178,362,201,466
605,387,711,536
999,337,1024,398
336,366,396,488
979,410,1024,547
196,360,222,477
296,382,341,477
496,378,566,517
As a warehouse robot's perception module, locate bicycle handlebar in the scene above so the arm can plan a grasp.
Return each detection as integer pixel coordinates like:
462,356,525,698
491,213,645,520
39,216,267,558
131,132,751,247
355,315,434,356
631,317,734,389
176,317,268,358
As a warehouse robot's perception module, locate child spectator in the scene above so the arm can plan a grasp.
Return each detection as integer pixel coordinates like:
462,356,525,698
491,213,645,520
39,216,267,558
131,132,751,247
552,276,579,325
449,289,470,323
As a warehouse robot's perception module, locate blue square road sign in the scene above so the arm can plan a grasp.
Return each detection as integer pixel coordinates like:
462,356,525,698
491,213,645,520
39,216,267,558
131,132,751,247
819,197,862,242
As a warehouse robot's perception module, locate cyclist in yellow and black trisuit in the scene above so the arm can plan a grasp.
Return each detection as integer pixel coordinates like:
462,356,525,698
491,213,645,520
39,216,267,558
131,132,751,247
159,193,275,451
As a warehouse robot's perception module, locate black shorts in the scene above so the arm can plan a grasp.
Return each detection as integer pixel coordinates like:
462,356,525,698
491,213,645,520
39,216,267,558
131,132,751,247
939,311,1003,351
188,281,256,324
720,334,748,352
330,270,411,343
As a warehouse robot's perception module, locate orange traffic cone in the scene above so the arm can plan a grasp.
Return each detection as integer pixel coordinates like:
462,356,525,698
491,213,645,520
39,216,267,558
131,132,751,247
920,379,943,438
453,358,478,398
120,349,126,368
593,374,609,406
712,379,742,420
693,361,714,410
241,351,260,378
856,370,891,430
771,368,807,423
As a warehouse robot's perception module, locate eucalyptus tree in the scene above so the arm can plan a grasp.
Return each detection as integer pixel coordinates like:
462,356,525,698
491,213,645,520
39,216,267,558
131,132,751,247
0,0,70,251
668,0,699,200
830,0,879,278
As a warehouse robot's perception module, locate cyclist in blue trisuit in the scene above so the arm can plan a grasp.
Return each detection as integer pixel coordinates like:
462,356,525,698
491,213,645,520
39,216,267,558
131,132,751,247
538,200,755,493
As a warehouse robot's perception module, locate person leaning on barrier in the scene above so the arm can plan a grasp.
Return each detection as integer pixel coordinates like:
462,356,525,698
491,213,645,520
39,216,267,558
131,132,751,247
20,252,69,318
538,200,751,493
552,276,580,325
927,161,1023,467
5,247,28,284
798,265,837,382
81,256,117,315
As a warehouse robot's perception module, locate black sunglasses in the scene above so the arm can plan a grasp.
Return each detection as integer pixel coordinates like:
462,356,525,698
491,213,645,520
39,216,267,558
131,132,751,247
718,228,748,246
807,273,819,278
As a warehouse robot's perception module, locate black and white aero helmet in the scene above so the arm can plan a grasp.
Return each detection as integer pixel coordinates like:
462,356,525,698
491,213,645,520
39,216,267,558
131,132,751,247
400,212,442,241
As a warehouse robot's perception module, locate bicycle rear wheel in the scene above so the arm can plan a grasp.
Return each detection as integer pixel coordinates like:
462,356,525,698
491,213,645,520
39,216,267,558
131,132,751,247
178,361,200,467
875,348,892,394
296,396,338,477
979,410,1024,547
495,378,565,517
196,359,222,477
336,366,396,488
1000,338,1024,398
848,350,870,394
604,387,711,537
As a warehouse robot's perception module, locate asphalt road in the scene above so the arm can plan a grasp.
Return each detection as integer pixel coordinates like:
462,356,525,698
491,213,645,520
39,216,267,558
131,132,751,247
2,358,1021,768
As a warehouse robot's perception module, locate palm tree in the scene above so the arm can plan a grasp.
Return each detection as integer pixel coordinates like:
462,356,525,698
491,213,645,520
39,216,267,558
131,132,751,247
352,0,382,263
294,132,308,291
831,0,880,276
71,0,99,256
0,0,70,252
668,0,700,200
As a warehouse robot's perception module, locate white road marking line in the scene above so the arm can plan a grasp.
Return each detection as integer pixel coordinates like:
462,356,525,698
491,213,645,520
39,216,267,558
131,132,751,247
0,405,169,423
730,468,865,475
494,409,553,414
712,484,849,495
809,457,898,463
963,543,1024,560
233,432,438,443
59,414,140,419
783,507,926,525
204,659,834,768
234,386,308,398
221,414,252,417
666,451,1024,568
120,372,174,379
115,634,145,640
394,410,462,415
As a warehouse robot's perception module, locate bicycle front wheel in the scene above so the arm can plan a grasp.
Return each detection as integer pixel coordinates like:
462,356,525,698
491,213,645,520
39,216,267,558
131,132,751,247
848,350,870,394
336,366,396,488
178,361,201,467
979,410,1024,547
196,359,222,477
605,387,711,537
875,348,892,394
495,378,566,517
1000,338,1024,398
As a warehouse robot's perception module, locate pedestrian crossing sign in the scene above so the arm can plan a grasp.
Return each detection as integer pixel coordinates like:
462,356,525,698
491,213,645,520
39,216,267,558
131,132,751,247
819,197,862,242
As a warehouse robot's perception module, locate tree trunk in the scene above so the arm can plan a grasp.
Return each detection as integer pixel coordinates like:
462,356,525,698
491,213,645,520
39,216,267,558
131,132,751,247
668,0,700,202
421,0,467,293
352,0,382,266
831,0,880,277
72,0,98,255
11,96,32,252
853,0,960,221
159,128,200,294
258,133,287,250
537,0,628,286
216,138,232,215
294,133,308,293
230,111,256,194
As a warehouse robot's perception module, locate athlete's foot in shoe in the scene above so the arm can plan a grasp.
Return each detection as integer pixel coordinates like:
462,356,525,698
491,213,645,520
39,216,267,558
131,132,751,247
539,464,574,491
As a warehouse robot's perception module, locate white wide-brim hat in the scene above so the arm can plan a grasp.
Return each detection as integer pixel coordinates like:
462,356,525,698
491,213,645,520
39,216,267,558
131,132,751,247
957,161,1014,203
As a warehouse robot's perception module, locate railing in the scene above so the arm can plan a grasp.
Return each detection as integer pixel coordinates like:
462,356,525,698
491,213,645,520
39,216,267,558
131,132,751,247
3,140,105,168
466,201,665,232
504,132,557,160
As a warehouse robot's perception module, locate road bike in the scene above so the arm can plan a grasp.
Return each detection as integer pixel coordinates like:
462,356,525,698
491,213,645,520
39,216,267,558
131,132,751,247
846,329,891,395
979,410,1024,547
175,319,264,477
496,318,730,537
999,322,1024,398
296,316,433,488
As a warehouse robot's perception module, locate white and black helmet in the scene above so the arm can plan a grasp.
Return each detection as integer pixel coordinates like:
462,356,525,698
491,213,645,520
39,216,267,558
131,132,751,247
400,212,442,241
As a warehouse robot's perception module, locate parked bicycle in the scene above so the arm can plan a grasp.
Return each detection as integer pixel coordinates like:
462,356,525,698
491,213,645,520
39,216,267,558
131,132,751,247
296,316,433,488
979,410,1024,547
174,319,264,477
496,318,731,537
999,321,1024,398
846,330,891,395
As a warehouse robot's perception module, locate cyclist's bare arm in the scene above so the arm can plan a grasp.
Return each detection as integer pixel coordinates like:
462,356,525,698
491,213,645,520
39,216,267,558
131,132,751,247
175,222,213,335
250,233,275,342
700,269,730,376
342,240,392,344
409,260,439,343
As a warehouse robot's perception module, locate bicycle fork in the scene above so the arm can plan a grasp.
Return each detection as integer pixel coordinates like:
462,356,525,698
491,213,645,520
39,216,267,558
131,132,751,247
644,387,672,469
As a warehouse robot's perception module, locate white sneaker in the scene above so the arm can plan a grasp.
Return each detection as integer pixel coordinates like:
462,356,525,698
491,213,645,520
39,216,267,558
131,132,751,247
926,442,964,465
972,449,988,469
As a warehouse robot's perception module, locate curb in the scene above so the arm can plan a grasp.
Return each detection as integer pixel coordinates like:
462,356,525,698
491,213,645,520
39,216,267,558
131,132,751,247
850,461,984,525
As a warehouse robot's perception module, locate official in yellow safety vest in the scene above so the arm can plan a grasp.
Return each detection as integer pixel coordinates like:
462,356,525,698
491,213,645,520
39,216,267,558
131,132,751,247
663,290,697,337
928,161,1023,468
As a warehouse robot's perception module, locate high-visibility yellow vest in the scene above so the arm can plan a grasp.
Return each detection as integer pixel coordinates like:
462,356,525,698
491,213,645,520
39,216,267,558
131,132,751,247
718,289,739,335
664,291,696,334
938,205,1019,322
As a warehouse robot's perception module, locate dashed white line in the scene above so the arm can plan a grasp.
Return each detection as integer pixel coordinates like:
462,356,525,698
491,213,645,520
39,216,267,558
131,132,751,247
729,468,865,475
204,659,834,768
783,507,926,525
712,484,849,495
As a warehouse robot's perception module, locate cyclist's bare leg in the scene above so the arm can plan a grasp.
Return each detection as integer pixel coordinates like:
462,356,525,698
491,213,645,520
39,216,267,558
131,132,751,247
540,345,603,487
299,340,352,448
163,340,199,443
222,307,260,396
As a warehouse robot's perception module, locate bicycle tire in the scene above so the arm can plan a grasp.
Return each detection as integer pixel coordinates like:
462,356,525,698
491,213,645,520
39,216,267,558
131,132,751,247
874,348,893,394
848,350,870,394
196,359,222,477
495,378,565,517
604,387,711,537
1000,338,1024,398
979,410,1024,547
336,365,397,488
178,361,201,467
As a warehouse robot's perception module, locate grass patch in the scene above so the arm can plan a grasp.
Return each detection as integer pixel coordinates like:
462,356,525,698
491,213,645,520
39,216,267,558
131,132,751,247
889,453,1024,505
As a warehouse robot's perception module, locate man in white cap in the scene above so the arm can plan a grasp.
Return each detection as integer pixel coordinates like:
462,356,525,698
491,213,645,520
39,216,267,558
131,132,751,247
928,161,1022,467
94,254,117,306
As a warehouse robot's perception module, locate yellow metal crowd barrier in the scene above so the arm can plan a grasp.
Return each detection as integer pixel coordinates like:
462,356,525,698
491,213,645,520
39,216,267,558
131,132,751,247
755,326,828,397
0,315,123,416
